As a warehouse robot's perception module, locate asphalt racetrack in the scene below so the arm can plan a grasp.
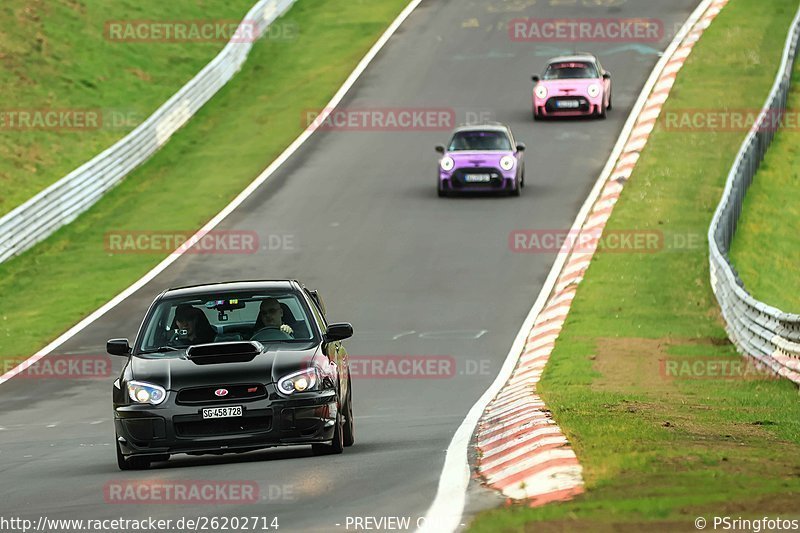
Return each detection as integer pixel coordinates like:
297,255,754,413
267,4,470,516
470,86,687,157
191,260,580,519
0,0,701,531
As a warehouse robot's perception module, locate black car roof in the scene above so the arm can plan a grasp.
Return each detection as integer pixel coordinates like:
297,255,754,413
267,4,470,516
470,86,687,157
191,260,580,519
163,280,300,298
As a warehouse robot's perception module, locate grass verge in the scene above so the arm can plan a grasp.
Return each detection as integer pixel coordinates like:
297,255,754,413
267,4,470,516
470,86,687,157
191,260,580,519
728,59,800,311
469,0,800,530
0,0,409,361
0,0,256,217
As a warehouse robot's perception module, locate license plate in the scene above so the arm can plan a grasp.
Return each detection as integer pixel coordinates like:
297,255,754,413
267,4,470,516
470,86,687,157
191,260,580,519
465,174,491,183
556,100,580,109
202,406,243,419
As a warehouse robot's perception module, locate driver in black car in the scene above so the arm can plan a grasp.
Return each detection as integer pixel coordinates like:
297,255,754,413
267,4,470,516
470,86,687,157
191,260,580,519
252,298,294,340
171,304,216,345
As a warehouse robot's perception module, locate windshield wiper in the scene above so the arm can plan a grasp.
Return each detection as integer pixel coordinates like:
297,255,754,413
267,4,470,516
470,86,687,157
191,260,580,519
139,345,183,354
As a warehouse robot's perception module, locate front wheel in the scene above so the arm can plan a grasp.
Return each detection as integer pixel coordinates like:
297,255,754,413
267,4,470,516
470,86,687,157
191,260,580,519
312,399,344,456
343,380,354,447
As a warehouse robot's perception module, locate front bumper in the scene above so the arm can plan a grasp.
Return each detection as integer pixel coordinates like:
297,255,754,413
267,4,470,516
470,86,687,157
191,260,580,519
533,95,602,116
115,386,338,457
439,166,517,193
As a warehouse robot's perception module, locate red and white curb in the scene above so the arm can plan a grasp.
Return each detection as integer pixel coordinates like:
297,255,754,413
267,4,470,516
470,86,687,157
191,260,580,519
474,0,730,506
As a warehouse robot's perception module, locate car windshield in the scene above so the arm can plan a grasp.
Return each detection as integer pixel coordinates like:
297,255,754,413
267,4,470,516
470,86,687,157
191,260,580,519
543,61,599,80
447,130,512,151
138,291,316,353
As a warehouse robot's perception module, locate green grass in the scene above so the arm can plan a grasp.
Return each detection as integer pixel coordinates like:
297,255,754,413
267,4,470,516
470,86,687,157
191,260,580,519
0,0,258,217
728,59,800,311
469,0,800,531
0,0,409,361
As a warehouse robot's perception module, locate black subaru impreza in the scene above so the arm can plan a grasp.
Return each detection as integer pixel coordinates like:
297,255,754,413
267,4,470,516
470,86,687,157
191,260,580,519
107,280,354,470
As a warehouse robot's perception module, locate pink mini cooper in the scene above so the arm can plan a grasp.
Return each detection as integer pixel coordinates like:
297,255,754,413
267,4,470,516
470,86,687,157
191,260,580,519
531,54,612,120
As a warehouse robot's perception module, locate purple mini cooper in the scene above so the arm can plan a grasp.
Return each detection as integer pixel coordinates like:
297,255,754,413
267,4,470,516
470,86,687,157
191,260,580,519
435,124,525,197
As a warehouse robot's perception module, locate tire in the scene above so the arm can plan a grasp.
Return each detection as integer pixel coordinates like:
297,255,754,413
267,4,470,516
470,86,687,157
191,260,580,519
116,439,152,471
598,105,607,120
312,398,345,456
607,92,613,110
520,166,526,188
532,108,540,121
510,181,521,197
437,180,447,198
343,380,354,447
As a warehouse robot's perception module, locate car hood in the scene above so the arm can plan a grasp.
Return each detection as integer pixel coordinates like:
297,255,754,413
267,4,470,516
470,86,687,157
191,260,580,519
539,78,599,93
446,151,515,167
129,342,321,390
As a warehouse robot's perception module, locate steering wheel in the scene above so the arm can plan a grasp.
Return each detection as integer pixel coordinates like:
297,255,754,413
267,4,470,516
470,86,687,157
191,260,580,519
251,326,291,342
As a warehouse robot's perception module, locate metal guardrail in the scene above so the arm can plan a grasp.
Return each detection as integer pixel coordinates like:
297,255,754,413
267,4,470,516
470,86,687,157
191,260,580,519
708,6,800,385
0,0,296,263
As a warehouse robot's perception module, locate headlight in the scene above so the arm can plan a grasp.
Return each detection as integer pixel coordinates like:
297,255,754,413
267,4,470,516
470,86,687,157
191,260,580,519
534,85,547,99
500,156,515,171
440,156,455,172
587,84,600,98
127,381,167,405
278,368,320,395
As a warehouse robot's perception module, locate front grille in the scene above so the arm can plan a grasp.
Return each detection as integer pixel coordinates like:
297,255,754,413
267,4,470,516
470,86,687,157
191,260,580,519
451,167,504,189
545,96,590,112
176,384,267,405
174,414,272,437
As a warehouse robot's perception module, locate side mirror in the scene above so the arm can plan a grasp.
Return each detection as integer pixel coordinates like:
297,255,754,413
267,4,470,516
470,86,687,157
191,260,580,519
516,143,526,152
107,338,131,356
325,323,353,342
435,145,445,154
602,72,611,80
531,75,540,83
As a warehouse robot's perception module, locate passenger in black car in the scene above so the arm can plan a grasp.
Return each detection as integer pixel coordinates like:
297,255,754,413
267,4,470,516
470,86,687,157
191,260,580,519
171,304,216,345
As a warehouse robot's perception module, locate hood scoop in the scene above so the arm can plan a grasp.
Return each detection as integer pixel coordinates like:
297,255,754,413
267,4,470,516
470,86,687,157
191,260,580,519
186,341,263,365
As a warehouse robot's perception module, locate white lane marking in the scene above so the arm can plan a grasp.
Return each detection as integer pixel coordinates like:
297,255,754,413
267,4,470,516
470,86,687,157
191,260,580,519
417,1,720,530
392,330,417,340
418,330,488,340
46,423,58,428
0,0,425,388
